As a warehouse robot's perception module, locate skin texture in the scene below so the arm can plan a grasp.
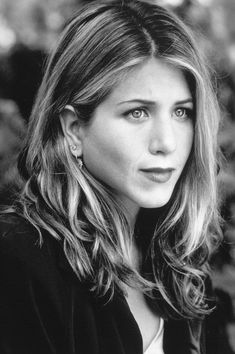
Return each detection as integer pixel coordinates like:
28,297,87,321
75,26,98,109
62,58,194,223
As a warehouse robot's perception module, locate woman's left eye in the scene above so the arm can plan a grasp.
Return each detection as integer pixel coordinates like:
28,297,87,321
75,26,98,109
174,107,192,120
125,108,148,121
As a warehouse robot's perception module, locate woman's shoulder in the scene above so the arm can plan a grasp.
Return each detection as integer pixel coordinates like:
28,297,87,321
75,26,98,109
0,212,57,269
0,212,88,313
0,211,76,283
0,211,35,233
0,212,42,249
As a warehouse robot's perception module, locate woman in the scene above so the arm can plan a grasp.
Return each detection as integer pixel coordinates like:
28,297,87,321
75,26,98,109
0,0,222,353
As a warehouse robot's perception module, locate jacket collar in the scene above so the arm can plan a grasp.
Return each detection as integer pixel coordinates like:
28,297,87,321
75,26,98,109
163,318,203,354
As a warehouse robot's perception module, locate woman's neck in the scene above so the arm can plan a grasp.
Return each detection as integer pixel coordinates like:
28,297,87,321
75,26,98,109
120,199,140,231
129,240,142,270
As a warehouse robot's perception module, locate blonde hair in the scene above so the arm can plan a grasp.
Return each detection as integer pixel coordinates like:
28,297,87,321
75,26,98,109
15,0,222,319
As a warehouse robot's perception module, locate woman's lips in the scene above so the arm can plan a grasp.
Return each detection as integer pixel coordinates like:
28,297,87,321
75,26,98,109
140,168,175,183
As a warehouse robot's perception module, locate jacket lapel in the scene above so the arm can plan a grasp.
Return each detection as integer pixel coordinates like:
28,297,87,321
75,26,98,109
163,318,203,354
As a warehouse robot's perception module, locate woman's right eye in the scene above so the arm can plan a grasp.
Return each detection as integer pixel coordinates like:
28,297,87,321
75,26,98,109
124,108,149,121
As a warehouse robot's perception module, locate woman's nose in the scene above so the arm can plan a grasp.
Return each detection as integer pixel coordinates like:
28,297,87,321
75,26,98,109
148,115,177,155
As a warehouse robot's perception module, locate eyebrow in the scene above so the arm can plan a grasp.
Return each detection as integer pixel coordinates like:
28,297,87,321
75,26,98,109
117,98,193,106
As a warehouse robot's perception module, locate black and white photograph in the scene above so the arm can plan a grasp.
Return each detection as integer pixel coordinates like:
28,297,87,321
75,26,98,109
0,0,235,353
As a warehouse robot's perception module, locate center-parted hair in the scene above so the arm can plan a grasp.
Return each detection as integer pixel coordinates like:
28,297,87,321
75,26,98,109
16,0,222,319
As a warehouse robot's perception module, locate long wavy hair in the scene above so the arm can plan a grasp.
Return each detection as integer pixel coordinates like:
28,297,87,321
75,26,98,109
14,0,222,319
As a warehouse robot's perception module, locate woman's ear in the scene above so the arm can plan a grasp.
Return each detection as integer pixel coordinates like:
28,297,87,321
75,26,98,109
60,105,83,158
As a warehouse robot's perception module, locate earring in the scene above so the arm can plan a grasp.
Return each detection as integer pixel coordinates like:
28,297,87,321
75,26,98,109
69,144,77,152
77,158,83,169
69,145,83,169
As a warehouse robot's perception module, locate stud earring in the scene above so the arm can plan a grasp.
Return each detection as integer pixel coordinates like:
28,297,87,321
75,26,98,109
77,158,83,169
69,144,83,169
69,144,77,152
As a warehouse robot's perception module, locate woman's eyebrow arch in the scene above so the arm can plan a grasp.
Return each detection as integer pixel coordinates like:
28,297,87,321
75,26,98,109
117,99,157,106
117,98,193,105
175,98,193,105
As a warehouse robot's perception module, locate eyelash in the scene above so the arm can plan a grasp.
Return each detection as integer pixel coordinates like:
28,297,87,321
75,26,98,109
174,107,194,120
123,107,149,121
123,106,194,122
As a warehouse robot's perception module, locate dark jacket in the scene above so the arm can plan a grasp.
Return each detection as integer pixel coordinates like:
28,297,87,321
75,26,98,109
0,214,205,354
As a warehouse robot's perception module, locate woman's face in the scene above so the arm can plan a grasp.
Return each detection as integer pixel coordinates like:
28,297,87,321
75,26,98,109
79,58,194,216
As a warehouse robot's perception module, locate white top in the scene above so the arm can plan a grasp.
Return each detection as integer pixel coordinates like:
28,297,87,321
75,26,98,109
144,318,164,354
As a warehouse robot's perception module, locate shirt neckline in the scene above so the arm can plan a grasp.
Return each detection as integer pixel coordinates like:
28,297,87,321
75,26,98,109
144,317,164,353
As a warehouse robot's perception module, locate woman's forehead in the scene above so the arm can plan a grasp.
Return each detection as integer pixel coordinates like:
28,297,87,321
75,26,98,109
106,58,192,105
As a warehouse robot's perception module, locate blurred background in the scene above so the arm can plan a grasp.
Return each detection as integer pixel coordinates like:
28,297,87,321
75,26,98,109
0,0,235,352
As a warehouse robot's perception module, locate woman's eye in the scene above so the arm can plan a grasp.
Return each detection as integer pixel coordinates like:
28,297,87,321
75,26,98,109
174,107,193,120
125,108,148,120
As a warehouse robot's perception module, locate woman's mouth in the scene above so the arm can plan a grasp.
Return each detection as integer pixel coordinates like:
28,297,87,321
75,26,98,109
140,167,175,183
